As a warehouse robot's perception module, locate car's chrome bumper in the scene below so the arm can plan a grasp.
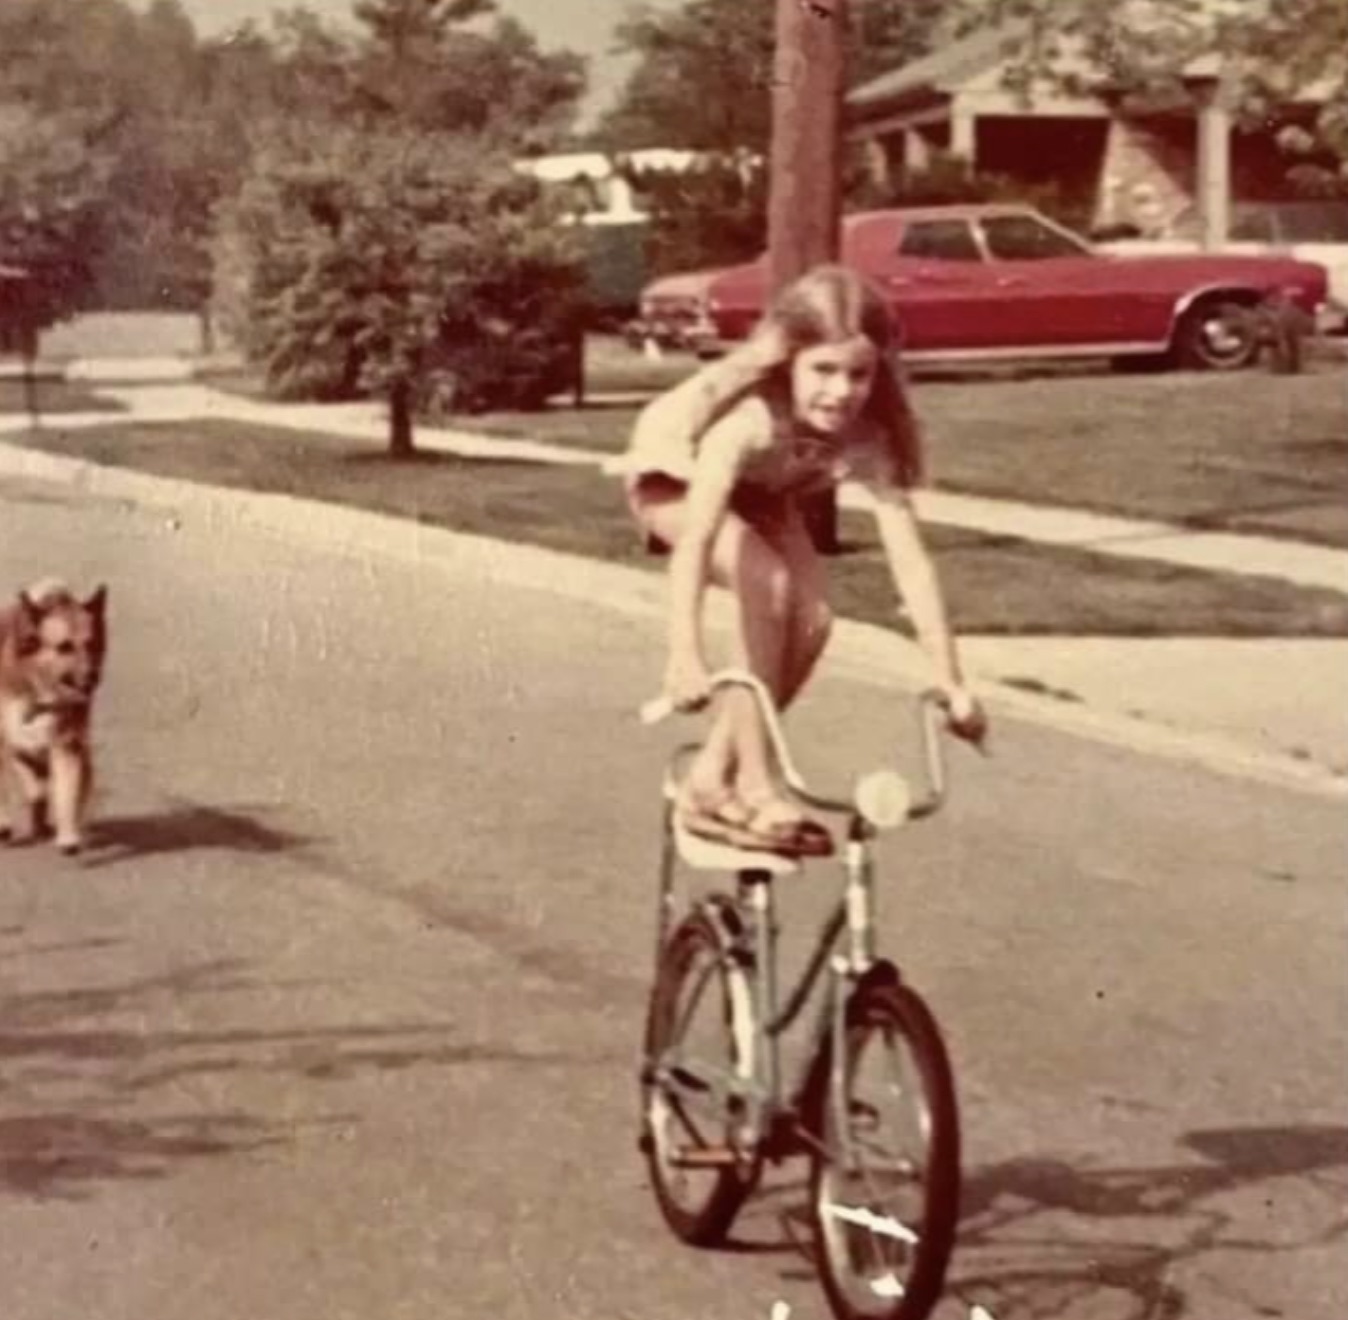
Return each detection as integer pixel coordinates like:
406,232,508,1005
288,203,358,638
625,314,719,350
1315,300,1348,335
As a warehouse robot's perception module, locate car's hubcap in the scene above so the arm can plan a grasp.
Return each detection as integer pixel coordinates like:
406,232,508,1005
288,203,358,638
1201,310,1252,361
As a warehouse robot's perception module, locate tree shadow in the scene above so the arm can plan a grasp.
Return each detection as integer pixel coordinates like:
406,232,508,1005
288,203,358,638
0,953,622,1202
80,801,317,869
339,448,555,471
683,1126,1348,1315
0,1111,284,1201
952,1125,1348,1319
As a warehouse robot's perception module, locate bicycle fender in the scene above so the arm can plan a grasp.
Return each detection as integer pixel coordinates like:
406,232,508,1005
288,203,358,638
852,958,902,1002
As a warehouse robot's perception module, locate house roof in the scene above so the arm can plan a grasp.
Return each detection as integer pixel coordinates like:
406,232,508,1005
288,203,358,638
848,24,1025,110
847,18,1337,119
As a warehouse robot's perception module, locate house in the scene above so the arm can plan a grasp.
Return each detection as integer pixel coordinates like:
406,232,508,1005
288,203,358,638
513,148,707,227
512,148,759,316
844,22,1338,247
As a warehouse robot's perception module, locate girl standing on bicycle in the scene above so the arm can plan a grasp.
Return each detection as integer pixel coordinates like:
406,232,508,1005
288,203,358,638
614,264,986,856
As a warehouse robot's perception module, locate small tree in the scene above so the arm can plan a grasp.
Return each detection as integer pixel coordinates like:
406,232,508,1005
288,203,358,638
622,154,770,277
0,104,112,344
215,122,583,456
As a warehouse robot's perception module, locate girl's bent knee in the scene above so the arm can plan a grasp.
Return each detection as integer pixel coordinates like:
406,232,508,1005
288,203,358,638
806,600,834,646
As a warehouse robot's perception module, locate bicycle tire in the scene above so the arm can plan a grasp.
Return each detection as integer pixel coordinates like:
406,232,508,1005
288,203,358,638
641,907,760,1246
809,980,960,1320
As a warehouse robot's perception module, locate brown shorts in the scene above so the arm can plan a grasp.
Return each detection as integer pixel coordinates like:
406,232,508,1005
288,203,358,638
627,472,802,555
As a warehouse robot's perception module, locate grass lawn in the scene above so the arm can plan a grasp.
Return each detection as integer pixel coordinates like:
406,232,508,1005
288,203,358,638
15,417,1348,639
472,361,1348,549
205,339,1347,547
0,378,126,415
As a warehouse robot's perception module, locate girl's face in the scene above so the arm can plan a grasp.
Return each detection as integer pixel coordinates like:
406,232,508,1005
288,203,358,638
789,335,878,436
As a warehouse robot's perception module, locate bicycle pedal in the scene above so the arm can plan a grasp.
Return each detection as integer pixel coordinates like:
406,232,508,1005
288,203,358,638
669,1145,740,1169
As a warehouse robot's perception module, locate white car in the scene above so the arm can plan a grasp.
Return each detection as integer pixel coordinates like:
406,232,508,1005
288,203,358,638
1097,199,1348,332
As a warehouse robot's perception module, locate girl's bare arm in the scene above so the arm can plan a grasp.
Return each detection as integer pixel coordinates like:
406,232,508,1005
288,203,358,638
870,484,984,735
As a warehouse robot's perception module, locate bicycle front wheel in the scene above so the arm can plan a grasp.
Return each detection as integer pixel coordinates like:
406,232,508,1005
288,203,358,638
810,981,960,1320
641,907,760,1246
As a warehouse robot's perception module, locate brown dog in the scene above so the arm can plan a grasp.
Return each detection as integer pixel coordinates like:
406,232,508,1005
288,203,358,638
0,580,107,854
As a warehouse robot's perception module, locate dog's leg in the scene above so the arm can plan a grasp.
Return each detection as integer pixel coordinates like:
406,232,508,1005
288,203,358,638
0,748,11,842
2,751,48,845
50,743,85,855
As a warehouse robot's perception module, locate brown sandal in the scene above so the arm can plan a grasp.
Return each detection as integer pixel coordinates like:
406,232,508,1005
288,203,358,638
676,793,806,857
739,796,835,858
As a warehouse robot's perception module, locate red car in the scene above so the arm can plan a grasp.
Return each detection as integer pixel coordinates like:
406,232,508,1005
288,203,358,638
643,204,1333,371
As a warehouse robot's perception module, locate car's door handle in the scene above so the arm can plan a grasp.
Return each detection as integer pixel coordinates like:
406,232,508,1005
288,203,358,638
996,276,1026,288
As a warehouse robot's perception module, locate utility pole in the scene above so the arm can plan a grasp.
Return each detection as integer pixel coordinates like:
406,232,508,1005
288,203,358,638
767,0,850,552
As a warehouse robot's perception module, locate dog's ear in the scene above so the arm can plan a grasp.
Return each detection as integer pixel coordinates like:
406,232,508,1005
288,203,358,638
15,592,42,654
17,590,42,624
84,585,108,619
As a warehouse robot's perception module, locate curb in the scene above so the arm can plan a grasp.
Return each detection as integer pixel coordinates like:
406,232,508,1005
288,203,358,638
2,437,1344,802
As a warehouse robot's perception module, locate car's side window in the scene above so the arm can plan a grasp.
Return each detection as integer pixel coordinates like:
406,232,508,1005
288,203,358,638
897,220,982,262
981,215,1087,261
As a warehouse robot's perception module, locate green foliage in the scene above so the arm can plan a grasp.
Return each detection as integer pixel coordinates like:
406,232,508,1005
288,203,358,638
620,155,770,276
989,0,1347,183
0,104,113,334
597,0,958,155
846,152,1097,232
214,123,584,437
348,0,586,148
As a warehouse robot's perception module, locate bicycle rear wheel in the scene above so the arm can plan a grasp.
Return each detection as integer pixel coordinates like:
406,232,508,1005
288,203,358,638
810,981,960,1320
641,907,760,1246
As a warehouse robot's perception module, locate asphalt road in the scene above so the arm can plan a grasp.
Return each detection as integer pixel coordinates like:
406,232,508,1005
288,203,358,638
1,472,1344,1320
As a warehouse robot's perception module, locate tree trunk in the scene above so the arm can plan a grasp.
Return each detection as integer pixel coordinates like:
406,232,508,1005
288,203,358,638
20,324,40,428
388,379,415,458
768,0,849,554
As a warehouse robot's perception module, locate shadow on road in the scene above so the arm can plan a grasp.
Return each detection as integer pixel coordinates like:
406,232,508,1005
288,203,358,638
700,1126,1348,1319
80,801,316,868
0,951,620,1202
0,1111,282,1201
952,1125,1348,1319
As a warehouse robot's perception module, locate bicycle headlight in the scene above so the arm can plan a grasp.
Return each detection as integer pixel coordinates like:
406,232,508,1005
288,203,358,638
855,770,912,831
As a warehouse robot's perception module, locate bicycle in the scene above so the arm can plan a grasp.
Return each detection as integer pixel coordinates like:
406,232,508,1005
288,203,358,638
636,669,965,1320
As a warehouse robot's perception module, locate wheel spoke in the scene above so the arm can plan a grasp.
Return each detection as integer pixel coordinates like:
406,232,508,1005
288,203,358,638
643,912,759,1246
812,985,960,1318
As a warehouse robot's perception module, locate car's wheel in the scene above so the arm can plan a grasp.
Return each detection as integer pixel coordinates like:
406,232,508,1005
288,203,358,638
1172,296,1261,371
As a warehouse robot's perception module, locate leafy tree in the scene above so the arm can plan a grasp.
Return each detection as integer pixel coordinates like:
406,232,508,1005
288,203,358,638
348,0,586,148
0,0,132,328
0,105,112,342
594,1,967,278
215,123,583,455
621,155,770,276
989,0,1347,186
597,0,961,154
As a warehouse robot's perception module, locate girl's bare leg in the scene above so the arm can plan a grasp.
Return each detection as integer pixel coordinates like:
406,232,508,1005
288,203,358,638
635,490,794,815
766,503,833,710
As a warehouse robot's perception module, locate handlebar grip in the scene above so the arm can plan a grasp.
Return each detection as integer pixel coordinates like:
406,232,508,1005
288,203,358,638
640,695,676,726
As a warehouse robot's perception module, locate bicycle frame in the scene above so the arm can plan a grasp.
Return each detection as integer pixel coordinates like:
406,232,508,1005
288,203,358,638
645,670,952,1166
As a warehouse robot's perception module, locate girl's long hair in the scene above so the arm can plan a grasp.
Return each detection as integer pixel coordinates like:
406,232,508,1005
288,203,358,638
660,263,925,488
764,264,923,487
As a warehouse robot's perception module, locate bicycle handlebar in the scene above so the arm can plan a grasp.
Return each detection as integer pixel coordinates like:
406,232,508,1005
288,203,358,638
640,668,955,822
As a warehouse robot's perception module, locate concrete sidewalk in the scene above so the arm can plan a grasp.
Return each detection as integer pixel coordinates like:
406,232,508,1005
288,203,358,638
14,379,1348,595
2,379,1345,794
